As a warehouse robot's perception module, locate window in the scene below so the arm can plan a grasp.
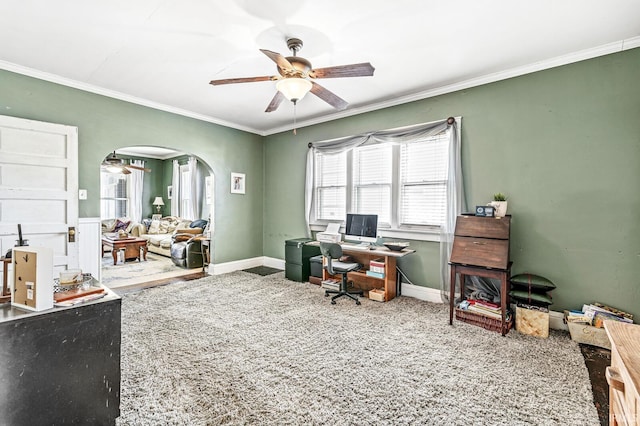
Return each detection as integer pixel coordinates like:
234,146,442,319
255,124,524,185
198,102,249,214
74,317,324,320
180,164,194,220
100,172,128,219
314,151,346,222
311,128,452,240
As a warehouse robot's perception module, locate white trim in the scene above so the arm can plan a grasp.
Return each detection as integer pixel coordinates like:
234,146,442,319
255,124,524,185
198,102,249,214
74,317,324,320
1,37,638,136
209,256,264,275
0,60,261,135
400,283,443,303
264,257,286,270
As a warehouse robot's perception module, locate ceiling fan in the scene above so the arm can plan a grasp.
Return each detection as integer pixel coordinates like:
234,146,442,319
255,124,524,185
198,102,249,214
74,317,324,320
101,151,151,174
209,38,375,112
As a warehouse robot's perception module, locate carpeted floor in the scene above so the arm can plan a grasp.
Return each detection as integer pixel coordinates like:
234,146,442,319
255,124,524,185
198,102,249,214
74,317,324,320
117,271,599,425
101,252,194,288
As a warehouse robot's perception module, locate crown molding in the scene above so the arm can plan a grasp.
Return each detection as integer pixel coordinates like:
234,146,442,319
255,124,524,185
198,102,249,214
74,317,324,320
0,60,264,135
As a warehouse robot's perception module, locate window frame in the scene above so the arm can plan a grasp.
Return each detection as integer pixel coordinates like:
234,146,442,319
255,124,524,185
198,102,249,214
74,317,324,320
100,171,129,219
310,129,454,242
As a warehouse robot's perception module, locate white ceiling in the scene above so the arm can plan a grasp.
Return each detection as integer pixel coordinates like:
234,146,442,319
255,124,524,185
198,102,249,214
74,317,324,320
1,0,639,136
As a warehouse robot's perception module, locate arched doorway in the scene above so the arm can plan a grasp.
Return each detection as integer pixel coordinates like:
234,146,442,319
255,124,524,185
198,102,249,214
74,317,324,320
99,146,215,289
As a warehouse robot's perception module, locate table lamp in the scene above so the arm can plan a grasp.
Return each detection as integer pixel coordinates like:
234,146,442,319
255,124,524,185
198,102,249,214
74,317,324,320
153,196,164,214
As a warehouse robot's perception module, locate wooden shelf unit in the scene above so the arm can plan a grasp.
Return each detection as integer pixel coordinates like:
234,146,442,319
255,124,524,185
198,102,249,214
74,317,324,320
320,245,414,302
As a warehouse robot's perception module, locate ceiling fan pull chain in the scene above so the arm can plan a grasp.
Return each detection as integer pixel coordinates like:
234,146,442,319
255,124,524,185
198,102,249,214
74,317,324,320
293,100,298,135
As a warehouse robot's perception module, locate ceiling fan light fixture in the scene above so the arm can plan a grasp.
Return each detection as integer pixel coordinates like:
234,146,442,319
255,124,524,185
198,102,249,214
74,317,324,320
276,77,312,102
104,165,124,173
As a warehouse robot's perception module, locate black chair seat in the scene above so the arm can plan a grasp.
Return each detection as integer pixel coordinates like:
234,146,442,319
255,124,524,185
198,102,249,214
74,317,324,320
319,242,363,305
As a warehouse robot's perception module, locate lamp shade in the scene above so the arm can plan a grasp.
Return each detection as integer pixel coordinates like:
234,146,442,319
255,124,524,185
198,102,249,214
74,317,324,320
153,196,164,206
276,77,312,102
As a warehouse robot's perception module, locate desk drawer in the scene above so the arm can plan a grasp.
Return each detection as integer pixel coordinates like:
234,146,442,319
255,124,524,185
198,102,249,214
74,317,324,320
455,215,510,239
450,237,509,269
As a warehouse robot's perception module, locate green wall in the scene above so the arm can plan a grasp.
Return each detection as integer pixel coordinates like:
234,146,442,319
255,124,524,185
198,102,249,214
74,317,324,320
1,48,638,319
264,48,640,319
0,70,264,264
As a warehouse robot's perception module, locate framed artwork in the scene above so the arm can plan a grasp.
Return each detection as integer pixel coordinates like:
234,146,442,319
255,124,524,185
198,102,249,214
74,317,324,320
231,172,245,194
167,185,173,199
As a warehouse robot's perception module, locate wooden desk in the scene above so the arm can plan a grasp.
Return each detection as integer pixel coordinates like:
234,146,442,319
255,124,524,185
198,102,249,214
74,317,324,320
605,321,640,426
312,243,415,302
1,257,10,304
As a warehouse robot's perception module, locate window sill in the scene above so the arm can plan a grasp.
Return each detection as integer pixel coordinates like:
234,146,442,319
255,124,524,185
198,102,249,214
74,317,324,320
309,224,442,243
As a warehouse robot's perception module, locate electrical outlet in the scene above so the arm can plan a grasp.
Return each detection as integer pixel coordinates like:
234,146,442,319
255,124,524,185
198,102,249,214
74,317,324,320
78,189,87,200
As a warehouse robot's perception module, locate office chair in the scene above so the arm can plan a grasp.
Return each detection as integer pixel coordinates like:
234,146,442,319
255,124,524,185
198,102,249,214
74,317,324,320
319,242,363,305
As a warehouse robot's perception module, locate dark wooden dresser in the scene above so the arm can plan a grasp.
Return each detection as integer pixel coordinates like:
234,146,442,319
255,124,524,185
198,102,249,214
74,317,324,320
448,214,512,335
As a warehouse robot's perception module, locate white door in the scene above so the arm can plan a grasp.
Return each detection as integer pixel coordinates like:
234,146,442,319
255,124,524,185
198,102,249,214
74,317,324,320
0,115,79,280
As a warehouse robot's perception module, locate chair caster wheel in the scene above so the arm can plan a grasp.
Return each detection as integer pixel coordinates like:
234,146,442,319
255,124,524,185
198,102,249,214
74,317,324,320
331,300,336,305
356,300,361,305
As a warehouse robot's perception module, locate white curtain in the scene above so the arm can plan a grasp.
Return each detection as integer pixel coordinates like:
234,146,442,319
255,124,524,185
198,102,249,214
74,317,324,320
188,156,203,220
128,159,145,223
304,117,465,300
171,159,180,217
439,121,466,302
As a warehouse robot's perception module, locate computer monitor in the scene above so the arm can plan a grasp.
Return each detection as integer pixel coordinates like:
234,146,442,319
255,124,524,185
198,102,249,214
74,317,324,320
345,213,378,243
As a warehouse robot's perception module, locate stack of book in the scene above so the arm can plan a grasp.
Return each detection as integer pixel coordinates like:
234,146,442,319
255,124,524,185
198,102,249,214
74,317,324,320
321,279,340,291
459,299,502,319
365,258,385,279
54,276,106,307
579,303,633,328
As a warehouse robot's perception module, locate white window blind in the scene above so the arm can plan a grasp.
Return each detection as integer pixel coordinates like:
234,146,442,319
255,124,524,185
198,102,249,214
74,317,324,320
311,129,453,238
352,144,392,225
315,151,346,221
400,132,449,227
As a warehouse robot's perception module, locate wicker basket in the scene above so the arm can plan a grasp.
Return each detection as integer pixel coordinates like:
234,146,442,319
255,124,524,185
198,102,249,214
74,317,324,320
455,308,513,334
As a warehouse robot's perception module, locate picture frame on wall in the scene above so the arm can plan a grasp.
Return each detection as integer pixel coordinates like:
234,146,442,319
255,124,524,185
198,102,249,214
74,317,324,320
167,185,173,199
231,172,245,194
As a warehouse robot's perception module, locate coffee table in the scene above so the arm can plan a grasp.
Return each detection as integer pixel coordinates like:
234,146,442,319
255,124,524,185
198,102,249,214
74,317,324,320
101,236,148,265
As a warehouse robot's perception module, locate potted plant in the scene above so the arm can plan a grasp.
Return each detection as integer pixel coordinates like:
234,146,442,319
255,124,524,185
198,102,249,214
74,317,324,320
490,193,508,218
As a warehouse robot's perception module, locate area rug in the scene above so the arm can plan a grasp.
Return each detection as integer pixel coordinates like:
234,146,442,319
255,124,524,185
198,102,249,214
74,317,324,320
117,272,599,425
101,252,192,288
242,266,283,276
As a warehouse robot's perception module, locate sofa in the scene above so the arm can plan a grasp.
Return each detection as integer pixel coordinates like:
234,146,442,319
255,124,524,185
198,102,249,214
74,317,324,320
102,216,206,258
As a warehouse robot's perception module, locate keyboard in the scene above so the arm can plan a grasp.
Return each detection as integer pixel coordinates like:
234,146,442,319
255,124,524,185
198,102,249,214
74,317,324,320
342,242,371,251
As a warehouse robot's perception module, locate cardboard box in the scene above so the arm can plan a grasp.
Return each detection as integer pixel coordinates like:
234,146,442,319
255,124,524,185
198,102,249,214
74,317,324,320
564,311,611,349
368,288,385,302
516,305,549,338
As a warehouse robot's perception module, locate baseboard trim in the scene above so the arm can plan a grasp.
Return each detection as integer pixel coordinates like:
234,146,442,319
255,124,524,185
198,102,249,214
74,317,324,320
212,258,569,330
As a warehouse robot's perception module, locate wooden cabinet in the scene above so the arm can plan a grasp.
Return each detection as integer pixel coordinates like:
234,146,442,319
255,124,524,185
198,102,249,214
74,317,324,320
605,320,640,426
448,215,512,335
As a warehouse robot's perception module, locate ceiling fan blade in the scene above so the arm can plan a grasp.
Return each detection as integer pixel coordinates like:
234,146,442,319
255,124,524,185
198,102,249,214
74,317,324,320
126,164,152,172
310,63,375,79
310,82,348,111
121,167,132,175
209,76,274,85
260,49,294,71
265,91,285,113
